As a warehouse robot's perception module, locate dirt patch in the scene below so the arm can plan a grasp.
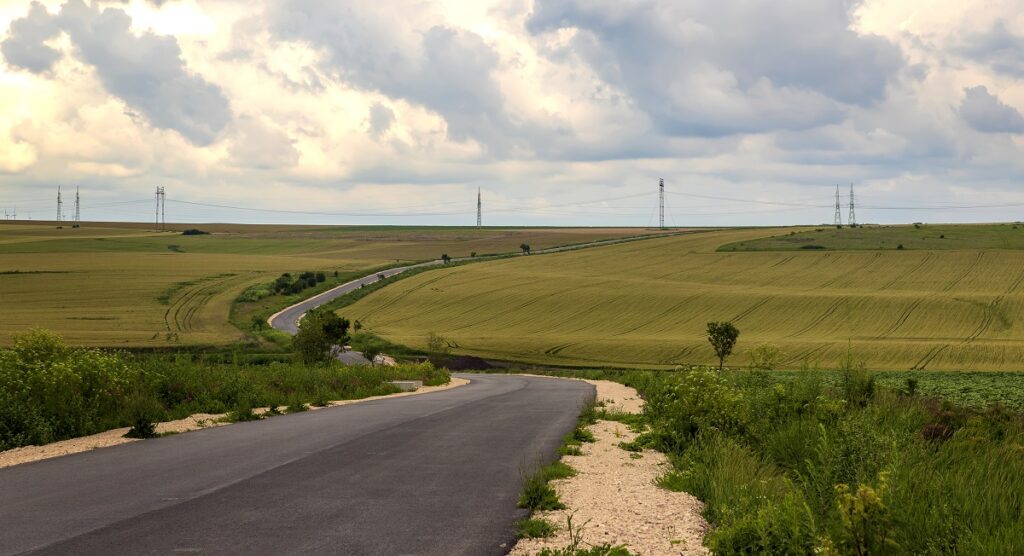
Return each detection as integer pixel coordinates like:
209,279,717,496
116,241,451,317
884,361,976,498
0,377,469,469
511,377,707,555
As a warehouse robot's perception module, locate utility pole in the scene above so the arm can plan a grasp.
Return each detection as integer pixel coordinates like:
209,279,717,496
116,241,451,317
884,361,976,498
848,183,856,227
155,186,166,230
659,178,665,230
56,186,63,228
476,187,482,228
834,184,842,228
73,187,80,228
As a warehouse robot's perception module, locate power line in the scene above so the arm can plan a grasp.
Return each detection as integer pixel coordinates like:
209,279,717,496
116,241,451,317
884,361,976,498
658,178,665,230
834,184,842,227
848,183,856,227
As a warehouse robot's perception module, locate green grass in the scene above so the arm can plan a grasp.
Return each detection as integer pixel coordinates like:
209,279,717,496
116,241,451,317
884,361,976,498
344,225,1024,371
594,367,1024,554
0,222,662,347
515,517,558,539
719,223,1024,252
0,329,450,450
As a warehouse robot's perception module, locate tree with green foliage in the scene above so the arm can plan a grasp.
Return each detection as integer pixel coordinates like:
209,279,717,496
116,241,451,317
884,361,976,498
426,332,451,355
441,253,451,264
293,309,351,365
520,243,531,255
706,321,740,371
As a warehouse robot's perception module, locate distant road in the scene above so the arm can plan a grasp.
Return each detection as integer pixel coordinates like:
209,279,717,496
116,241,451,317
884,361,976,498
0,374,594,555
269,231,686,335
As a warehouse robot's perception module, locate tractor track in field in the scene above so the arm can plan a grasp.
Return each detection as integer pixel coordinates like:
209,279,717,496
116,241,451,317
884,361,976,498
942,251,985,293
879,252,934,291
911,343,950,370
787,298,845,338
877,298,924,339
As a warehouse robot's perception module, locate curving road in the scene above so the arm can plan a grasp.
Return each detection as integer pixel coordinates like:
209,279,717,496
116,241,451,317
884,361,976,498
268,232,682,335
0,374,594,555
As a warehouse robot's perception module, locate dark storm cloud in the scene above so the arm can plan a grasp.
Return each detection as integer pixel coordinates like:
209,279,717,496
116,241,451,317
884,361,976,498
266,1,540,154
1,0,230,146
959,20,1024,78
0,2,62,73
959,86,1024,134
526,0,904,137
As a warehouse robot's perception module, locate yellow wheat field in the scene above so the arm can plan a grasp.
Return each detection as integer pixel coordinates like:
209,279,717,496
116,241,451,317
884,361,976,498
344,228,1024,371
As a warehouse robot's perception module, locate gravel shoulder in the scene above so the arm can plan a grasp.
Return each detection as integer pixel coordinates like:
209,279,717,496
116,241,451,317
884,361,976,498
0,377,469,469
510,379,708,556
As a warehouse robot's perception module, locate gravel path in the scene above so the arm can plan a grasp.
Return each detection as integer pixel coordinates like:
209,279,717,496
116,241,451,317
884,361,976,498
0,378,468,469
510,379,708,556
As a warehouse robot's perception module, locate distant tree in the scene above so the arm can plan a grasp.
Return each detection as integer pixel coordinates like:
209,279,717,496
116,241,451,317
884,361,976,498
315,272,326,283
748,343,784,371
353,320,363,331
520,243,531,255
426,332,451,355
441,253,451,264
706,321,740,371
470,251,477,258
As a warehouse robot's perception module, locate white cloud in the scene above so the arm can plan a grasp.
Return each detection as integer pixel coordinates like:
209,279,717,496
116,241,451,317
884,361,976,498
0,0,1021,226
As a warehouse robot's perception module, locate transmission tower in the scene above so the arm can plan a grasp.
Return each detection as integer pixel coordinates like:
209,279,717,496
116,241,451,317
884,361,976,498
73,187,80,228
56,186,63,228
155,186,166,230
848,183,856,227
476,187,482,228
659,178,665,230
834,185,842,227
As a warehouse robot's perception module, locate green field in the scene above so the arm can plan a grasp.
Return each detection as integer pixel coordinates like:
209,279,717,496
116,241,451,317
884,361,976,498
720,223,1024,252
0,222,668,346
343,225,1024,371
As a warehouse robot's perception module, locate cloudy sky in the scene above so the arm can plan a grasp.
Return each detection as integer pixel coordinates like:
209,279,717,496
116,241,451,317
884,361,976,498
0,0,1022,226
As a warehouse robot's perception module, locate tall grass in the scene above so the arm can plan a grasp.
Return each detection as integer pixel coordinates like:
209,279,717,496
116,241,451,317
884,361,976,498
632,368,1024,554
0,329,450,450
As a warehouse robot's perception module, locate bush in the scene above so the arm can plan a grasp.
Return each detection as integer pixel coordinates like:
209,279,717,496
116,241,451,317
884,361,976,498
0,329,138,449
123,392,164,439
181,229,209,235
748,343,785,370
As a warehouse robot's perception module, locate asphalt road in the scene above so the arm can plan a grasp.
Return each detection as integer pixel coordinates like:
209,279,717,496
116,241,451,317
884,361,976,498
268,232,683,335
0,374,594,555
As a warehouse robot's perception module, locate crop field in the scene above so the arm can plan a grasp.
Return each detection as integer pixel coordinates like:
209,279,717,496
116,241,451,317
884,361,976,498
344,225,1024,371
0,222,667,346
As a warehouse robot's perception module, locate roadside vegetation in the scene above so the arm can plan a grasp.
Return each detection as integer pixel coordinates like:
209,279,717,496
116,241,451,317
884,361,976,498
500,363,1024,554
0,328,449,451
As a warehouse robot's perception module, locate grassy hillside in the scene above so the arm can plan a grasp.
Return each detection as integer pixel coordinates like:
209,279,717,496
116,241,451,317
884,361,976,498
720,223,1024,251
0,223,667,346
343,225,1024,371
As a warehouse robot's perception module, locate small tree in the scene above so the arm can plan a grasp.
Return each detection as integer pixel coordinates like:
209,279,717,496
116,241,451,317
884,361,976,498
294,310,351,365
520,243,531,255
250,315,266,332
426,332,451,355
441,253,451,264
706,321,740,371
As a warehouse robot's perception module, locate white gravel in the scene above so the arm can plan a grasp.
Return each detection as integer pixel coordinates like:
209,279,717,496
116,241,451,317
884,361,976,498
511,379,708,556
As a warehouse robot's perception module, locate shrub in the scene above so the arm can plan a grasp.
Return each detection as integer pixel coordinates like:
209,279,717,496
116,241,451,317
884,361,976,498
181,229,209,235
515,518,557,539
123,392,164,439
748,343,785,370
518,472,565,511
